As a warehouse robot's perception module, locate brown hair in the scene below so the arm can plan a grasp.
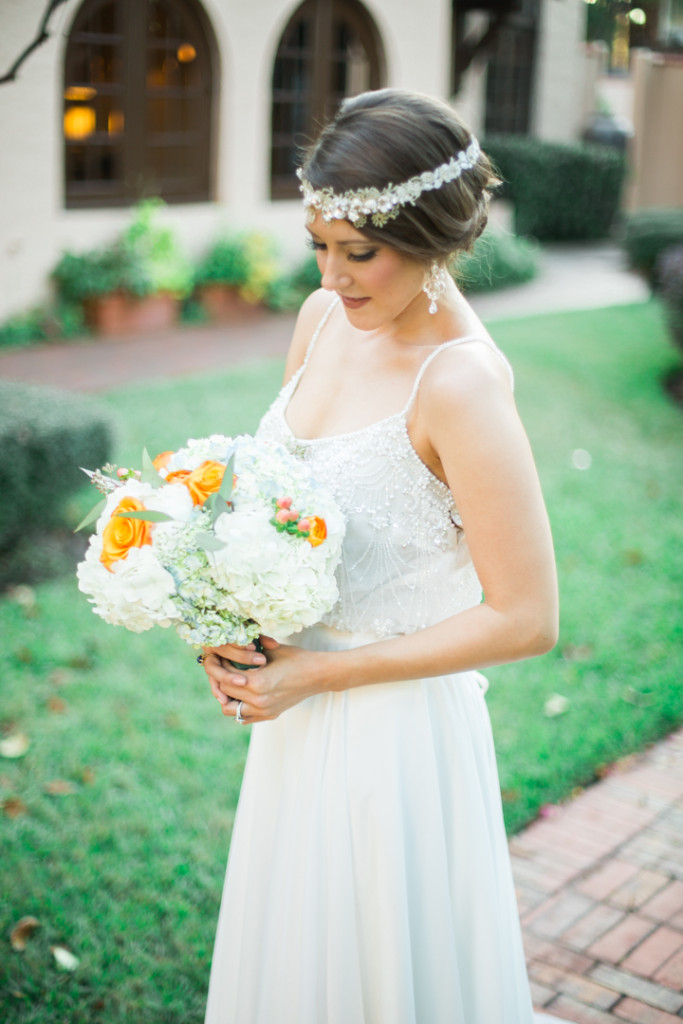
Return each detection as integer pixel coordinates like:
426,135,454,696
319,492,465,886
301,88,500,264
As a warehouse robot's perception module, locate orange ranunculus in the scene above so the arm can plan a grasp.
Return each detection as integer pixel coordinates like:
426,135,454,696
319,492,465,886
100,496,153,570
184,460,226,506
153,450,174,471
306,516,327,548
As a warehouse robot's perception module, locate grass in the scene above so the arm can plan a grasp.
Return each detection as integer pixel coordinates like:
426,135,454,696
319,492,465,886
1,300,681,1021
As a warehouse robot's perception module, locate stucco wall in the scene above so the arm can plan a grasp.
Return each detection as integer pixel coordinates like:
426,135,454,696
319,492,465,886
532,0,587,142
0,0,452,321
628,49,683,210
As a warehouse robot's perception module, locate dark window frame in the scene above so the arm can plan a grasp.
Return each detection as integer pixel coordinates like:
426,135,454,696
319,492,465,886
270,0,386,200
63,0,218,209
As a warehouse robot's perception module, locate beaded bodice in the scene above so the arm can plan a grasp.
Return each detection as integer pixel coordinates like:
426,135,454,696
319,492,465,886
257,299,510,639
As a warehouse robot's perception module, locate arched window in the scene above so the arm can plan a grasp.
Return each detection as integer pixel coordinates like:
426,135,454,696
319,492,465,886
270,0,385,199
64,0,217,208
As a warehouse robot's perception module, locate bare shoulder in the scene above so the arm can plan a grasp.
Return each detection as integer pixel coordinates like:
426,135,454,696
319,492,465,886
419,338,514,421
283,289,336,383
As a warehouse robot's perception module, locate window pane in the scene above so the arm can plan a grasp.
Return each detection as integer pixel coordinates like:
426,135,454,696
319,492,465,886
271,0,384,198
65,0,213,206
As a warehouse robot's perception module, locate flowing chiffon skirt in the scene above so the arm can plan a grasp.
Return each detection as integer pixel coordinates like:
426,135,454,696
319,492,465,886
204,624,535,1024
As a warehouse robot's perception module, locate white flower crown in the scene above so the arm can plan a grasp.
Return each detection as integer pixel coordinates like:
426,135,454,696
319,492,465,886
297,137,481,228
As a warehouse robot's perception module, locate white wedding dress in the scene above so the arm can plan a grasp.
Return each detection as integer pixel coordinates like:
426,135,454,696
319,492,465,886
204,299,538,1023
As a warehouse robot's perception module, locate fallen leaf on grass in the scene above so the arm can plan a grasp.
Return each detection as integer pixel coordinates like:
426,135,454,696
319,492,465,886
3,797,27,818
44,779,77,796
51,944,79,971
14,647,33,665
47,696,68,714
544,693,569,717
0,733,30,759
7,585,38,615
49,669,72,687
10,916,41,951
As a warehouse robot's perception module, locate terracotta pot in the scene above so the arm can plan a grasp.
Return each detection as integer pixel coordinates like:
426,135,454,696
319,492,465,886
84,291,179,336
199,284,264,323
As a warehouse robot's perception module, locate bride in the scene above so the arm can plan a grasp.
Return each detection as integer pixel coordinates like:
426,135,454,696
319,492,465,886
201,88,559,1023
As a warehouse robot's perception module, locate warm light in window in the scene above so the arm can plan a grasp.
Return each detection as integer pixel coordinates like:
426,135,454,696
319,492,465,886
177,43,197,62
108,110,125,134
64,105,96,139
64,86,97,101
629,7,646,24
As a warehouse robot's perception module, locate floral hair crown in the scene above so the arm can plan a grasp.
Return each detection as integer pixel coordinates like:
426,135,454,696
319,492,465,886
297,137,481,229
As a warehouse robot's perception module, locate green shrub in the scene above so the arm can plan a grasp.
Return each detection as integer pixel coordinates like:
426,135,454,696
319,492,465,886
453,229,539,292
52,199,193,305
657,244,683,354
0,302,88,349
0,382,114,553
0,308,47,348
266,254,322,311
622,208,683,286
195,232,281,305
484,135,626,241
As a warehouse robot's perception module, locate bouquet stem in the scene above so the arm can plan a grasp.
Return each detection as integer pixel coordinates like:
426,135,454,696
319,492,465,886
229,637,264,671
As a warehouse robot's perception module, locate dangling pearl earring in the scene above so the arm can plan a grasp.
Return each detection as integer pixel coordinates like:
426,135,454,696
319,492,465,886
423,262,448,315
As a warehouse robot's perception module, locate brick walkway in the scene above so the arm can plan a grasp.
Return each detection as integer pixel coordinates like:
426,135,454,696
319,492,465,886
517,730,683,1023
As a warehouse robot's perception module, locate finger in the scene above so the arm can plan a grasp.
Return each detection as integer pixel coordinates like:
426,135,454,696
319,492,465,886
209,676,229,705
258,635,280,651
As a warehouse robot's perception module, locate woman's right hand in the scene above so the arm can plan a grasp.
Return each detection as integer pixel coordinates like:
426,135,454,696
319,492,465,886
200,638,278,712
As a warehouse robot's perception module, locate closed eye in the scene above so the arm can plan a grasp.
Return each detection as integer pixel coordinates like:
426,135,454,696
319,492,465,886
305,238,377,263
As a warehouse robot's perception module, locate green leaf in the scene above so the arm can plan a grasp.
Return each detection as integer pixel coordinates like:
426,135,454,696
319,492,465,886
115,510,174,523
194,532,226,552
217,452,235,505
74,498,106,533
140,448,164,488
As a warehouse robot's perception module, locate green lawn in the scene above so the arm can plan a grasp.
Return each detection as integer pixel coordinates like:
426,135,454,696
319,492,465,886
1,301,681,1022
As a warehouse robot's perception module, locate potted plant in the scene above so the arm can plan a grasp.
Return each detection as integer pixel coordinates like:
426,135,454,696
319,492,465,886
195,232,278,322
52,200,192,336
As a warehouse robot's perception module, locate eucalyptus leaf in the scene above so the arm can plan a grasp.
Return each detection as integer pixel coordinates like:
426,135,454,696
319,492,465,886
115,510,174,523
140,447,164,488
194,532,227,552
74,498,106,533
218,453,235,504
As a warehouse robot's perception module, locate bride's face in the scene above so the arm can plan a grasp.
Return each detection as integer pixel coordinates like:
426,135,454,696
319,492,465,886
306,214,427,330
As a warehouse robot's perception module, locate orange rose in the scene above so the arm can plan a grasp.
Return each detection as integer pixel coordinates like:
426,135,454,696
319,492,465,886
100,496,153,570
178,460,226,506
153,450,174,471
306,516,327,547
165,468,191,487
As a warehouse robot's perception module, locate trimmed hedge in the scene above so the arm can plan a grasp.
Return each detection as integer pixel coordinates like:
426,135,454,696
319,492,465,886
453,229,538,292
657,244,683,354
622,208,683,286
484,135,627,242
0,382,114,551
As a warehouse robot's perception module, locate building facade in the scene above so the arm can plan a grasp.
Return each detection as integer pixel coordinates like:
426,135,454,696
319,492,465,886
0,0,586,322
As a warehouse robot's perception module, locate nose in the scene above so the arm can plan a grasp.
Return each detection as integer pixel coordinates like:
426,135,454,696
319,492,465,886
320,252,353,292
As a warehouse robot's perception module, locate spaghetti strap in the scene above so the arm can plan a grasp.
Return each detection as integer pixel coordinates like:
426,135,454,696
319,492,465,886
301,295,340,371
402,335,514,415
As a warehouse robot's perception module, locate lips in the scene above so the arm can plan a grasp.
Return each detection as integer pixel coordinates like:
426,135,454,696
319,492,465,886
339,294,370,310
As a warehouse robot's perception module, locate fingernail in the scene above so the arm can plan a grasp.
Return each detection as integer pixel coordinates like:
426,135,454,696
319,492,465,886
232,675,246,684
253,656,266,665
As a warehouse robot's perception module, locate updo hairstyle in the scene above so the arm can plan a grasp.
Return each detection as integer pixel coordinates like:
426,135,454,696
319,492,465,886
300,88,500,266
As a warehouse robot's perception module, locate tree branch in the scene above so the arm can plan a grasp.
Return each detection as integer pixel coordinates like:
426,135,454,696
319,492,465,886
0,0,71,86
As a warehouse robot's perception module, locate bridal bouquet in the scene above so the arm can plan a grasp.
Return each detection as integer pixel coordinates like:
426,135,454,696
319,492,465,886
76,434,345,647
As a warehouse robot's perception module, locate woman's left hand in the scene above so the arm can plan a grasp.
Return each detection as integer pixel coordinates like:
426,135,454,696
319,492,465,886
203,639,324,724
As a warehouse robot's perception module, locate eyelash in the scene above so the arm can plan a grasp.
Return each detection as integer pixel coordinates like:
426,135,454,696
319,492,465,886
305,238,377,263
